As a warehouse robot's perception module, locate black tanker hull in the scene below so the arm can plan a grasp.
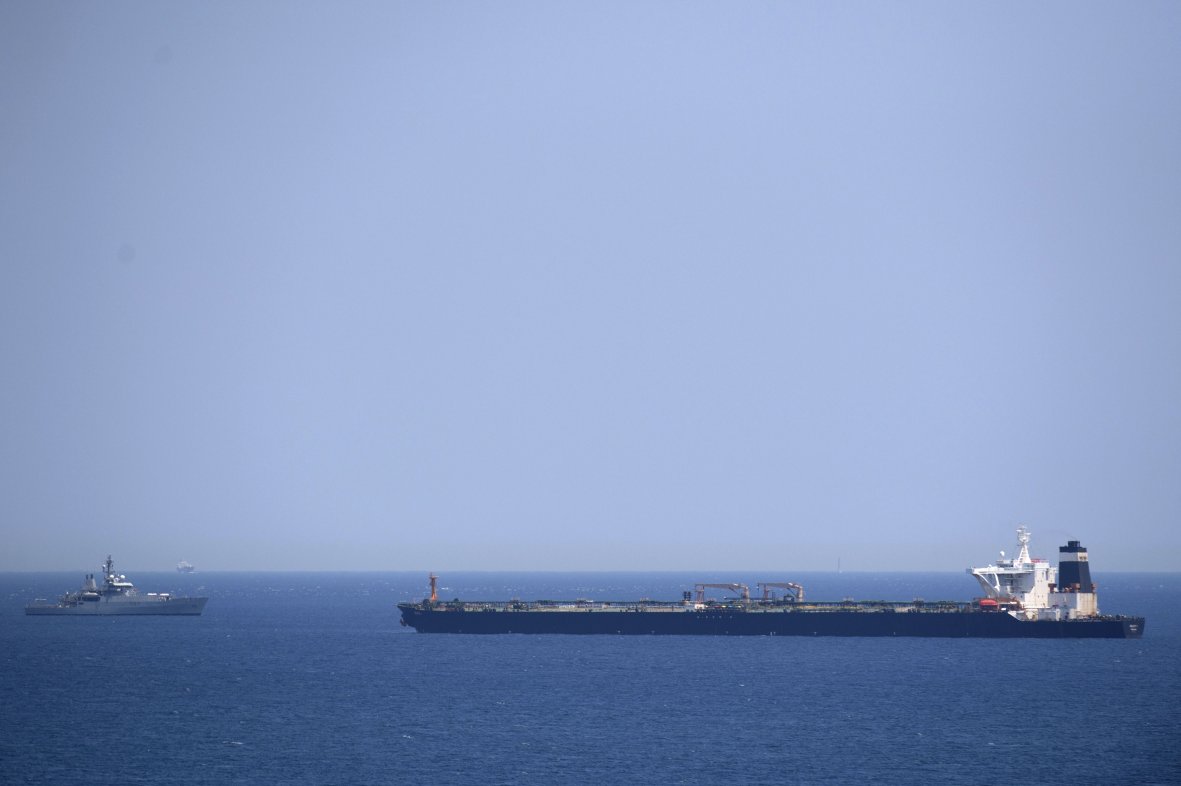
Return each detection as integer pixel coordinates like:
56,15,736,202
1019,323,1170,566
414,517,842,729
398,605,1144,638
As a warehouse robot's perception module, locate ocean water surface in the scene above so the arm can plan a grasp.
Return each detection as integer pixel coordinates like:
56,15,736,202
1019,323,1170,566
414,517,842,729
2,571,1178,785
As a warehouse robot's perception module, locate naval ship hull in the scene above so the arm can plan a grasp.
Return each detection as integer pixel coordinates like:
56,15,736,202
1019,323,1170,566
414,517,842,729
398,605,1144,638
26,597,208,616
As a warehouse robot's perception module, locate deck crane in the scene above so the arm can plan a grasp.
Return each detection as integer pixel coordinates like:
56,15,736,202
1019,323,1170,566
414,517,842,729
757,582,805,603
694,583,750,603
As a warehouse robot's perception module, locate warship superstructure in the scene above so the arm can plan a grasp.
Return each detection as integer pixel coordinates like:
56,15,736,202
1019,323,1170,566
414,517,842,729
398,528,1143,638
26,555,208,615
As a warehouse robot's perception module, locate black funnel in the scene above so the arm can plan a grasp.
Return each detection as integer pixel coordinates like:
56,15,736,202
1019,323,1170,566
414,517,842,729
1058,540,1094,592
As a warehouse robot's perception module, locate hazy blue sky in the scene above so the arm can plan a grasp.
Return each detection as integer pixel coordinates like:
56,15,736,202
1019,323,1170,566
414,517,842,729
2,3,1178,572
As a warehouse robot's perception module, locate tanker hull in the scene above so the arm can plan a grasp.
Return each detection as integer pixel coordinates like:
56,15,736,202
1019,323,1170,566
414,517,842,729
398,604,1143,638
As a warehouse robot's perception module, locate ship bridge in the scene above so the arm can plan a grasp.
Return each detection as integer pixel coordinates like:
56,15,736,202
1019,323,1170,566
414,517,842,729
967,526,1056,610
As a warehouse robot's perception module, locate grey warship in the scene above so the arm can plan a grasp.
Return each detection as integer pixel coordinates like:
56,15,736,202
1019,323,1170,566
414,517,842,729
25,555,208,616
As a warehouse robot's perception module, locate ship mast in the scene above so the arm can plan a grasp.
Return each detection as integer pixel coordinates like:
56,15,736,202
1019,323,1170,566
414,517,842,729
1015,525,1032,565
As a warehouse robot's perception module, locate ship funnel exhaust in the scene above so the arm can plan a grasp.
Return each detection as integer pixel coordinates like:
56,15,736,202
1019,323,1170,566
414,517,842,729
1058,540,1094,592
1049,539,1100,618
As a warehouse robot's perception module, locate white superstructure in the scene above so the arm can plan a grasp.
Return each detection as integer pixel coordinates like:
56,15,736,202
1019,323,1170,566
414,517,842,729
968,527,1100,621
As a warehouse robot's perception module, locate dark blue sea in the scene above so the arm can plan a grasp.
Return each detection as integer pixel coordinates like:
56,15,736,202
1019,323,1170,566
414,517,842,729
2,571,1178,785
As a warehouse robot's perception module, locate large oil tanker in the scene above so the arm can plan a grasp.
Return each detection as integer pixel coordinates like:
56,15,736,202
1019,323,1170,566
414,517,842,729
398,528,1143,638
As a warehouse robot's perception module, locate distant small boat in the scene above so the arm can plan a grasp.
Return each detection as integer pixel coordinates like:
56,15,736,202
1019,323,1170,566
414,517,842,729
176,560,195,573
